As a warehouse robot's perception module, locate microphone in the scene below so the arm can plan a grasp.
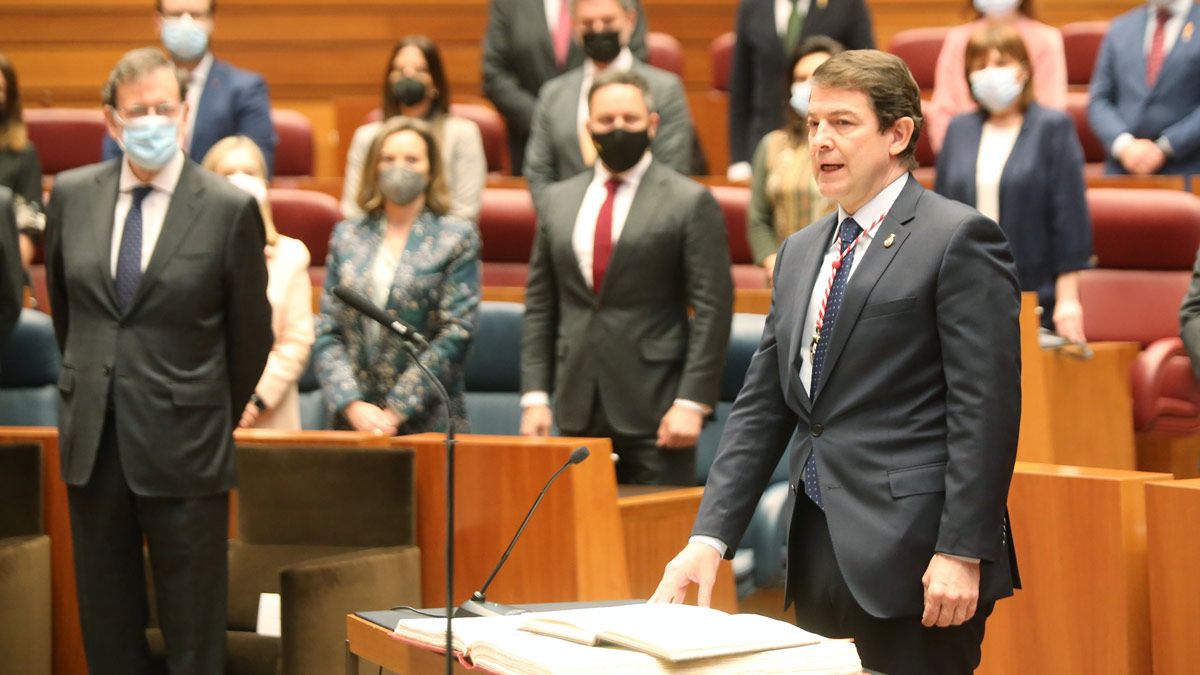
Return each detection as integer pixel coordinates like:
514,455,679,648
455,446,591,617
332,285,429,349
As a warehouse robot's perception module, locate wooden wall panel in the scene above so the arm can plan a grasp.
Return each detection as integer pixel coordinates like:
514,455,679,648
1144,478,1200,675
0,0,1143,176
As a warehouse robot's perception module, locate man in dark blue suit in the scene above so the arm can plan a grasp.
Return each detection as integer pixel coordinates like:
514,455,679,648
103,0,278,177
654,50,1021,674
1088,0,1200,176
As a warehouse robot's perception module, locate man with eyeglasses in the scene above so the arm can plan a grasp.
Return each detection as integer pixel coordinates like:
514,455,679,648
101,0,278,177
45,47,273,675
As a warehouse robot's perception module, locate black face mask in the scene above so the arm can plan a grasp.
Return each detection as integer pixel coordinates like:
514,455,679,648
590,127,651,173
581,30,622,63
391,77,427,107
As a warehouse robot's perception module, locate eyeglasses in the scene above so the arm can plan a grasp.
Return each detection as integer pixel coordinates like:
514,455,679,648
160,10,212,19
112,103,182,122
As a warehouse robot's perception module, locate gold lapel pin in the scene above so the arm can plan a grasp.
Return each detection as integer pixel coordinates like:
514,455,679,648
817,0,828,7
883,233,896,248
1184,22,1194,43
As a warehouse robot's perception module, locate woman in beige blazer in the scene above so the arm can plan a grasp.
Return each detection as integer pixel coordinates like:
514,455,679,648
203,136,314,430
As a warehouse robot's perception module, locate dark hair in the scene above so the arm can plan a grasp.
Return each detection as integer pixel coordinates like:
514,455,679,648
381,36,450,120
356,116,450,217
101,47,188,108
587,69,657,113
811,50,924,170
967,0,1034,20
963,24,1035,112
781,36,845,141
156,0,216,14
0,53,27,153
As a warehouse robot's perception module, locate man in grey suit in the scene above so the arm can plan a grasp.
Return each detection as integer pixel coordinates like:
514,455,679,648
523,0,693,201
0,188,22,354
653,51,1021,674
45,48,272,675
520,70,732,485
482,0,647,175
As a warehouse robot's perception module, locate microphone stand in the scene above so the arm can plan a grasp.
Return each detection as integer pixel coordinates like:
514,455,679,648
398,341,456,675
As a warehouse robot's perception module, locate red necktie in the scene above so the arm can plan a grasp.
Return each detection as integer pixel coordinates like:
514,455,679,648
553,0,572,68
1147,9,1171,87
592,178,622,293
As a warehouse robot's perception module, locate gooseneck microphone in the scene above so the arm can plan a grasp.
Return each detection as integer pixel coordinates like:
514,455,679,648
456,446,591,617
332,285,430,349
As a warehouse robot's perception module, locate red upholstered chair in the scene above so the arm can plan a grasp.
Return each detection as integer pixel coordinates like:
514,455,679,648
478,188,537,287
1062,21,1109,87
23,108,107,175
710,32,736,92
887,27,950,90
448,102,511,176
709,185,767,289
1078,189,1200,434
271,109,314,177
646,31,685,78
267,188,341,267
1065,90,1107,171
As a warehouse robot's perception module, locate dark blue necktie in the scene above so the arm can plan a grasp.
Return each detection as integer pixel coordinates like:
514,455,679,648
115,186,153,312
803,217,862,509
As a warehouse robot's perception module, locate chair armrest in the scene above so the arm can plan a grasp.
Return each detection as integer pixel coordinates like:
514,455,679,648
279,545,421,675
1132,337,1200,431
746,481,793,588
0,535,52,675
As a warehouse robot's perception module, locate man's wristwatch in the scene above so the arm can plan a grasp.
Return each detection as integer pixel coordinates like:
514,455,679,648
250,393,267,412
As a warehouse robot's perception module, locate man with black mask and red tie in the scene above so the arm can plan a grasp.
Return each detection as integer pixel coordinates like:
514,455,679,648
520,70,732,486
522,0,693,201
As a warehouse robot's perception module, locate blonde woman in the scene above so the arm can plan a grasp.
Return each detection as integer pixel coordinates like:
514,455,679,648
315,116,480,434
202,135,314,429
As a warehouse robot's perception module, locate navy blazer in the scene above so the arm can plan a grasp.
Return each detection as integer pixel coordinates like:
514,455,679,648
935,104,1093,323
1088,3,1200,175
727,0,875,165
103,58,278,177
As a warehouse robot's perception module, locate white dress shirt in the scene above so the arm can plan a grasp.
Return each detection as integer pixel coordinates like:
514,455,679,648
544,0,564,35
183,52,214,155
110,149,186,277
974,121,1021,224
775,0,812,36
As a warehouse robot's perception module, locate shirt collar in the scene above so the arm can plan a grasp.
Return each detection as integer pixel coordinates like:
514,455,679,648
119,148,186,196
833,172,909,244
583,47,635,79
593,150,653,188
189,52,214,86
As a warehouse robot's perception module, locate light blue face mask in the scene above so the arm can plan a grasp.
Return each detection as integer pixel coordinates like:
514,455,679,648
790,80,812,116
121,115,180,171
973,0,1019,17
161,16,209,61
969,66,1024,113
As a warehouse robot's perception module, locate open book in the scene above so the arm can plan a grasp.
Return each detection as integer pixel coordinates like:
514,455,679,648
518,603,823,662
391,604,862,674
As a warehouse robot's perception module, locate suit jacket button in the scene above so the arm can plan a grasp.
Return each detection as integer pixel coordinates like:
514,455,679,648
103,365,112,376
811,423,824,437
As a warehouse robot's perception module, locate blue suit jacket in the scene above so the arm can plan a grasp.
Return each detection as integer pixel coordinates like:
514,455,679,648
103,58,278,177
936,104,1093,324
1088,3,1200,175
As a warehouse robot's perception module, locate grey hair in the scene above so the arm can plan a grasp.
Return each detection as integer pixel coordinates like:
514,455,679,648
587,69,657,114
101,47,188,108
570,0,637,16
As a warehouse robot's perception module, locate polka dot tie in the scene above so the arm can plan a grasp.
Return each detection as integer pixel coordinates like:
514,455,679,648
115,185,153,312
803,217,862,509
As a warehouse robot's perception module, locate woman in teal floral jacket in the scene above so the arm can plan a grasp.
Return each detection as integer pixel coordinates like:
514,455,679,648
314,116,480,434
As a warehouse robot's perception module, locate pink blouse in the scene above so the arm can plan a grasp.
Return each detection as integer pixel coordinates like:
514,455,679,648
926,17,1068,153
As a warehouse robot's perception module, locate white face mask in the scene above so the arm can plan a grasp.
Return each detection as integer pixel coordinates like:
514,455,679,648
969,66,1024,113
789,81,813,116
226,172,268,207
973,0,1020,17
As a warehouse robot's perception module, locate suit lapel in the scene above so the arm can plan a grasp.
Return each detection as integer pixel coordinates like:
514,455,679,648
597,161,665,299
565,70,587,167
1155,5,1200,88
784,211,837,412
556,173,594,295
125,162,204,315
811,176,921,400
93,164,122,313
535,0,559,66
